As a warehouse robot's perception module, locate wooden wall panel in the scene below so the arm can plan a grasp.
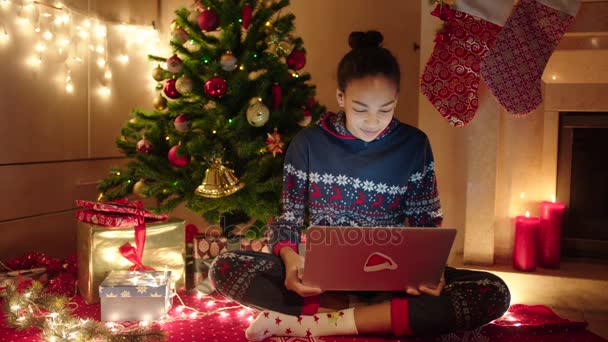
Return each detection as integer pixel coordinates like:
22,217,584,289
287,0,421,126
0,211,77,260
0,158,127,221
90,0,159,26
0,0,159,260
0,16,89,164
89,26,159,158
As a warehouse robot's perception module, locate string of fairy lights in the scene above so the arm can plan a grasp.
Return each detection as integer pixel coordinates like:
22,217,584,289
4,279,256,341
0,0,160,97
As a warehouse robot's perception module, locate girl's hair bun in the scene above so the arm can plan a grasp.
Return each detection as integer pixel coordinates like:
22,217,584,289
348,31,384,50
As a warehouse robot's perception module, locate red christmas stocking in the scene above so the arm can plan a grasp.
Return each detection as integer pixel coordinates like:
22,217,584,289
420,4,502,127
480,0,580,115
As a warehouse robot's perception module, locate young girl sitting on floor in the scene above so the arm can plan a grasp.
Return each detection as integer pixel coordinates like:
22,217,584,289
209,30,510,340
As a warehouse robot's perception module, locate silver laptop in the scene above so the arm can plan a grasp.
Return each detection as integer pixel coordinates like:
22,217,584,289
301,226,457,291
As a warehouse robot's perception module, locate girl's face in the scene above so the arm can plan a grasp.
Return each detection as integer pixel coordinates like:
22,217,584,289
336,75,398,142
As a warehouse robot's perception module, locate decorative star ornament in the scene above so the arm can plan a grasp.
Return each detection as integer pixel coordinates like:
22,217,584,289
266,128,284,157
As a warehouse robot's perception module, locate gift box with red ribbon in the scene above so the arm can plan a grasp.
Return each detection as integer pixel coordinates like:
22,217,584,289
76,199,185,304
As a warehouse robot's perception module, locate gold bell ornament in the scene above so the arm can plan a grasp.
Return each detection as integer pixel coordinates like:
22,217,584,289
195,158,245,198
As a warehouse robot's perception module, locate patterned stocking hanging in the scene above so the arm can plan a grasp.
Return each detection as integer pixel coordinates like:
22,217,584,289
480,0,581,115
420,4,502,127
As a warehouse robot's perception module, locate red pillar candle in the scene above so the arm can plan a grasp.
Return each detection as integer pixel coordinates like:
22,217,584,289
513,213,540,272
538,200,566,268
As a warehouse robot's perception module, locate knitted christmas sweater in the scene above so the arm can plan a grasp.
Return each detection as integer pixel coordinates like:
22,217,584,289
270,112,443,255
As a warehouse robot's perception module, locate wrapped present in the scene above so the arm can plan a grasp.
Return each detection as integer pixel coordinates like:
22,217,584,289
195,235,229,260
76,199,167,227
0,267,47,297
193,235,240,294
100,270,172,322
240,237,271,253
76,199,185,304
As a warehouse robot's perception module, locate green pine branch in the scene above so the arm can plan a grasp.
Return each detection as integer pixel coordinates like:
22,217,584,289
99,0,326,233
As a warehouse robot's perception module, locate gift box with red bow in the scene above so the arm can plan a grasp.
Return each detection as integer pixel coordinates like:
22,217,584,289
76,199,185,304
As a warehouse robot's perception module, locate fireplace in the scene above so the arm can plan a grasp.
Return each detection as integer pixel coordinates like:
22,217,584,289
557,112,608,260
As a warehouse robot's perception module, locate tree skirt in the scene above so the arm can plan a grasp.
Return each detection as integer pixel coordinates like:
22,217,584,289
1,292,605,342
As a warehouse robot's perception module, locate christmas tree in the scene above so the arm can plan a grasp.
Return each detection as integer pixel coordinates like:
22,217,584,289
99,0,325,233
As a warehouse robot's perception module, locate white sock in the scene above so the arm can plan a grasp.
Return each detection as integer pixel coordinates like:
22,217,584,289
245,308,358,341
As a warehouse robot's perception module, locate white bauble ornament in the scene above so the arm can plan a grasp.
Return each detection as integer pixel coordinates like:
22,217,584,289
175,75,193,94
246,98,270,127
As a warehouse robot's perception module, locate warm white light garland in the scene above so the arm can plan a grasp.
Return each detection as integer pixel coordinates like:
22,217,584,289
0,0,160,97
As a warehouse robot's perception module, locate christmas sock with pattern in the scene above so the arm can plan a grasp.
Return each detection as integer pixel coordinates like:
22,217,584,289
245,308,358,341
420,3,503,126
480,0,580,115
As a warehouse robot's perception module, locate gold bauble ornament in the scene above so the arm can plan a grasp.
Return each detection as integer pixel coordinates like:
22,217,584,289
133,180,148,198
153,94,168,110
220,51,238,71
175,75,193,94
246,97,270,127
152,65,166,82
195,158,245,198
276,38,295,57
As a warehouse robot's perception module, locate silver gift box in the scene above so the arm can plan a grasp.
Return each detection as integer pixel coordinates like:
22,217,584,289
100,270,172,322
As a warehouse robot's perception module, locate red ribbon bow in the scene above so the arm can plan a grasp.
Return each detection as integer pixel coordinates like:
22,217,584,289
113,200,155,271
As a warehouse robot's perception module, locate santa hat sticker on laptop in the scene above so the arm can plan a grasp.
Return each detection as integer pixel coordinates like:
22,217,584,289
363,252,398,272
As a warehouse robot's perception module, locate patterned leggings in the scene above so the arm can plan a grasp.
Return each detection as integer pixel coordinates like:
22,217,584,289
209,250,511,336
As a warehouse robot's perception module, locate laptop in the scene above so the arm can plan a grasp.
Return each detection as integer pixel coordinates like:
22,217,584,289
301,226,457,291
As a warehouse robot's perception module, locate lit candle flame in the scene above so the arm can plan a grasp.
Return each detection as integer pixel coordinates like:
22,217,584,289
525,211,530,218
551,195,556,203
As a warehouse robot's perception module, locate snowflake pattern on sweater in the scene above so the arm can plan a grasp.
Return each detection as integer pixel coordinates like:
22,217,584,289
270,112,442,253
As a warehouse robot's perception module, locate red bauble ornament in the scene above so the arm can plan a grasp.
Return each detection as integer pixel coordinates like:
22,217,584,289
286,50,306,70
204,76,227,98
242,3,252,30
307,96,316,109
168,145,190,167
167,54,183,74
271,83,282,109
172,28,189,44
174,114,191,133
136,136,152,154
164,79,182,99
198,8,220,32
298,108,312,127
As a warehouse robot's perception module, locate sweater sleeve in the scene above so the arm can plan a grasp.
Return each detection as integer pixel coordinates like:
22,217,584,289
404,135,443,227
268,133,309,255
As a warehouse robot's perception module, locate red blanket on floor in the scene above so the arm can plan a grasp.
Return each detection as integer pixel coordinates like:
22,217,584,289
1,293,605,342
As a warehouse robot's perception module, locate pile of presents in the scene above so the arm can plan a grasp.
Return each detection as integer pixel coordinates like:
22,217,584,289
1,199,271,322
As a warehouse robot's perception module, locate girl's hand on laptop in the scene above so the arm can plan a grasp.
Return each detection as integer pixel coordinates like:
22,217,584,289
406,272,446,297
280,246,323,297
